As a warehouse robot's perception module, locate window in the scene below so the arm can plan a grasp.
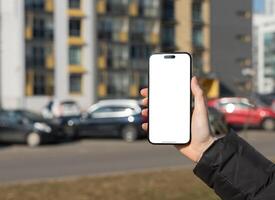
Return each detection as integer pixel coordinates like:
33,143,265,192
69,18,81,37
236,11,251,19
106,72,129,97
162,26,174,47
139,0,160,17
91,106,136,118
25,0,44,10
193,28,203,47
33,71,46,95
69,46,82,65
236,34,251,43
69,0,81,9
69,74,82,93
192,2,202,22
162,0,174,20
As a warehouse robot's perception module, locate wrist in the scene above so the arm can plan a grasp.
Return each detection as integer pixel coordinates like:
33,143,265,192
194,137,217,163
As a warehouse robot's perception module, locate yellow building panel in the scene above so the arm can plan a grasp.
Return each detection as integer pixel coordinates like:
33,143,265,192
98,55,107,70
97,0,106,14
119,32,128,43
25,26,33,40
200,79,220,99
69,65,87,73
68,37,85,45
46,54,54,69
26,70,34,96
45,0,54,12
129,84,138,97
98,83,107,97
175,0,192,52
129,1,138,16
150,32,160,45
68,9,85,18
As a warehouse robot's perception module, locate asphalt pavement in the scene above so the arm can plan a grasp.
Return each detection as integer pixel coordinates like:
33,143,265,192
0,130,274,184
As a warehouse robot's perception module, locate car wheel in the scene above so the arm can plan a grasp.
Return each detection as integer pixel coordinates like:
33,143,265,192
262,118,275,131
122,125,138,142
26,132,41,147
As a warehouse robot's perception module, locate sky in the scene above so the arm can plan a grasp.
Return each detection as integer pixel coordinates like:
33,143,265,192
253,0,265,13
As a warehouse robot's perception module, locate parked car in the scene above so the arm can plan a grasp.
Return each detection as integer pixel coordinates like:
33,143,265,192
66,99,146,142
208,97,275,131
208,107,228,135
42,100,81,119
0,110,65,147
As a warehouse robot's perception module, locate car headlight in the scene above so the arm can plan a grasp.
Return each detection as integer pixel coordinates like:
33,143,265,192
34,122,52,133
67,120,74,126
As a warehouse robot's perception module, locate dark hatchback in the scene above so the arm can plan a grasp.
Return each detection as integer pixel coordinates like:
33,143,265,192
0,110,65,147
66,100,146,142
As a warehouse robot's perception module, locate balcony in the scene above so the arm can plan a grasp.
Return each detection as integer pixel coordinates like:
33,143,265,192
119,32,128,43
68,37,85,45
45,0,54,12
25,26,33,40
129,84,139,97
46,54,54,69
68,9,85,18
98,83,107,97
150,33,160,45
98,55,107,70
69,65,87,73
97,0,106,14
129,1,138,16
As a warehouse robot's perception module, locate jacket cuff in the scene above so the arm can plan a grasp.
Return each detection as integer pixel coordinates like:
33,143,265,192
193,135,224,188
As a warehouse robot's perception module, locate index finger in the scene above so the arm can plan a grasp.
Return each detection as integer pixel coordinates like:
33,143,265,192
140,88,148,97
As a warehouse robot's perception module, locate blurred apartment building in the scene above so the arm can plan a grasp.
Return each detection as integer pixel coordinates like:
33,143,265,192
0,0,96,111
96,0,175,98
0,0,252,111
176,0,253,97
265,0,275,15
0,0,175,111
253,14,275,94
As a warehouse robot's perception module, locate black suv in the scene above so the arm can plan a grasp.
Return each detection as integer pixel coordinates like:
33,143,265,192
66,100,146,142
0,110,64,147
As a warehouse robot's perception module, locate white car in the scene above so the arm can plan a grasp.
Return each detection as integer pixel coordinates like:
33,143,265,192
42,100,81,119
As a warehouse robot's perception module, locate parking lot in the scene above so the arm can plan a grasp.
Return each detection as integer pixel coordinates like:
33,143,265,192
0,130,274,184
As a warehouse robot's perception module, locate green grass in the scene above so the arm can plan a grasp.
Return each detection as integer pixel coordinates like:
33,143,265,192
0,168,220,200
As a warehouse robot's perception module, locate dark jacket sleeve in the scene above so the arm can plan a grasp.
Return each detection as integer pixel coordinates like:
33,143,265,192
193,132,275,200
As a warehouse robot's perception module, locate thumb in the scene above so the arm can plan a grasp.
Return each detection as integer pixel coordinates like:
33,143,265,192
191,77,207,111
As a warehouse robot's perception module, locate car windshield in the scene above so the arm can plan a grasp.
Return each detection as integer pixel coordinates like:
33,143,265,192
20,111,44,121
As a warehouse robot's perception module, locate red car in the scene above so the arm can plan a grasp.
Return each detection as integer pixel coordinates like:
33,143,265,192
208,97,275,131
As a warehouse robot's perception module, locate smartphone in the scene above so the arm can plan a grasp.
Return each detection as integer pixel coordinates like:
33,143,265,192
148,52,192,144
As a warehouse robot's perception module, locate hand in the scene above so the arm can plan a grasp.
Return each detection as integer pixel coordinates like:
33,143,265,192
140,76,215,163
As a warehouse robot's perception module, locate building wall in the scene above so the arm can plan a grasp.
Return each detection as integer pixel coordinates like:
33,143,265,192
211,0,252,96
253,15,275,94
175,0,192,53
175,0,211,75
95,0,174,100
0,0,96,111
265,0,275,15
0,0,25,109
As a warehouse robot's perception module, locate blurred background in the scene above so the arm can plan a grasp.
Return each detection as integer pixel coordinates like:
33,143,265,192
0,0,275,199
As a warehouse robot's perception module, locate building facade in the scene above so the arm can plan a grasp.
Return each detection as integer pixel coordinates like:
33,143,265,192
265,0,275,15
253,14,275,94
0,0,175,111
95,0,175,99
211,0,252,96
0,0,96,111
175,0,252,97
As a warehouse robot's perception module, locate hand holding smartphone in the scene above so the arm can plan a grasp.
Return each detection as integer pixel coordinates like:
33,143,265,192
148,53,192,145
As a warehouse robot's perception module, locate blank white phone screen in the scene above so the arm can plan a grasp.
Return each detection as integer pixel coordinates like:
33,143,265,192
149,53,191,144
